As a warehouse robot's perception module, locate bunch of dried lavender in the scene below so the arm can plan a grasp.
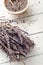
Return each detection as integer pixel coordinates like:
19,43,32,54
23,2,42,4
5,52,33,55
0,24,35,61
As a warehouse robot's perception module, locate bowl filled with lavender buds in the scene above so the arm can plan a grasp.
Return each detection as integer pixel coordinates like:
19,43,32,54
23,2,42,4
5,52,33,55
4,0,29,14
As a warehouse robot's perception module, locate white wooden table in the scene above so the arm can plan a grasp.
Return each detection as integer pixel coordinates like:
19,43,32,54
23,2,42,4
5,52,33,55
0,0,43,65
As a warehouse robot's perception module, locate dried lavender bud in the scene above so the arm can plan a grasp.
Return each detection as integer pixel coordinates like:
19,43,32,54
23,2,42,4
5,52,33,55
5,0,27,12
